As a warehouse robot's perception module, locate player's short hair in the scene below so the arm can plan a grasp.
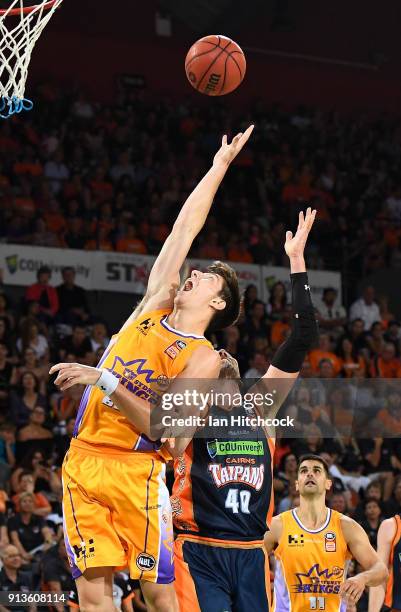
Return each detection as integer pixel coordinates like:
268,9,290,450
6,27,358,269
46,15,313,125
206,261,241,332
298,454,330,477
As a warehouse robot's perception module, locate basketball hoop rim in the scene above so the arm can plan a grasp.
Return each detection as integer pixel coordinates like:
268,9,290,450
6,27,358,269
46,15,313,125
0,0,58,16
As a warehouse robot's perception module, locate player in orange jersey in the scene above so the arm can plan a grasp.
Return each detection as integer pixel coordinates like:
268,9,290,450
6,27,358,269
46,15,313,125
49,127,254,612
368,513,401,612
265,455,387,612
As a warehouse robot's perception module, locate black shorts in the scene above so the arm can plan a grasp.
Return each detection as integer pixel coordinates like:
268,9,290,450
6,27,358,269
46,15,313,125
174,537,270,612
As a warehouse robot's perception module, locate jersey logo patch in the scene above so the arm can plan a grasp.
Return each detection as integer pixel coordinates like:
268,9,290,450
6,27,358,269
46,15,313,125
136,318,155,335
164,340,186,359
294,564,344,594
288,533,304,545
325,531,336,552
136,552,156,571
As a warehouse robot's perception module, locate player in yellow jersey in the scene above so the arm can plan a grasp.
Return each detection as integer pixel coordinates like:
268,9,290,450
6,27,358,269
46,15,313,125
49,126,254,612
264,455,387,612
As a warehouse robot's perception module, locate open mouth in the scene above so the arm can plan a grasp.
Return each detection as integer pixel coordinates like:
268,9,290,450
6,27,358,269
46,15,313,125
306,480,316,486
183,279,194,292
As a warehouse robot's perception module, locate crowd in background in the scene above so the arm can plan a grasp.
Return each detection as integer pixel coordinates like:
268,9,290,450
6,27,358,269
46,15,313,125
0,86,400,609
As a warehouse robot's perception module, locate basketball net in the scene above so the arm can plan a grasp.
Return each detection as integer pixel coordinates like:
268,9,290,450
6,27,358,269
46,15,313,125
0,0,63,118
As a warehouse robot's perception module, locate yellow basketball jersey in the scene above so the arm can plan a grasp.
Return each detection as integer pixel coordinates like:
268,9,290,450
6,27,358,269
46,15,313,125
273,508,351,612
73,308,213,458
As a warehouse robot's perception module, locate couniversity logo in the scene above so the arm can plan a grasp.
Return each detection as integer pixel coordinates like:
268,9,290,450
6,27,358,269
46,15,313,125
5,254,90,278
207,440,264,458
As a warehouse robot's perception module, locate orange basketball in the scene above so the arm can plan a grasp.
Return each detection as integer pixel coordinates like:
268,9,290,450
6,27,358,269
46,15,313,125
185,35,246,96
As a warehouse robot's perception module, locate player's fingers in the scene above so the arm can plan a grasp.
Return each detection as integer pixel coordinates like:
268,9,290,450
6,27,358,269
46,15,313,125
49,362,73,375
285,230,293,241
237,124,254,149
222,134,227,146
55,367,83,386
298,210,304,230
231,132,243,147
59,374,85,391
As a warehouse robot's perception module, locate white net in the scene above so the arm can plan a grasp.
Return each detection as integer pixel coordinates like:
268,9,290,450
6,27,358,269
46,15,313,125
0,0,63,118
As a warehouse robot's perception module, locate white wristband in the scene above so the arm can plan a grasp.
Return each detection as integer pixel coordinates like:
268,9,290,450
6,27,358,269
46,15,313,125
95,369,119,397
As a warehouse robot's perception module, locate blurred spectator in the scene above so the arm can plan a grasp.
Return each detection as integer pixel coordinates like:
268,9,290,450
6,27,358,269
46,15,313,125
89,322,109,353
243,284,258,316
277,480,300,513
316,287,346,337
349,286,380,331
370,343,401,378
16,320,49,361
25,266,59,323
243,300,269,341
15,348,48,394
366,322,386,357
11,471,51,517
337,337,366,378
360,498,383,547
41,537,75,608
51,387,82,433
274,452,298,497
9,372,47,428
57,267,90,325
7,492,54,565
376,392,401,436
221,326,247,374
244,351,269,378
329,492,348,514
116,224,147,255
384,320,401,355
0,544,34,611
43,149,70,195
346,318,369,355
267,282,287,321
58,324,92,360
308,333,342,375
11,449,61,498
17,406,53,460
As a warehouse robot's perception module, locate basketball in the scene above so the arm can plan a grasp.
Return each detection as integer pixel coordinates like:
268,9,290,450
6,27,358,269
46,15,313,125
185,35,246,96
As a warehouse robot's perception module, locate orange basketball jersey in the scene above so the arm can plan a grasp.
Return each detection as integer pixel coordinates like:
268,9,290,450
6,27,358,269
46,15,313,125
273,508,351,612
72,308,213,457
384,514,401,610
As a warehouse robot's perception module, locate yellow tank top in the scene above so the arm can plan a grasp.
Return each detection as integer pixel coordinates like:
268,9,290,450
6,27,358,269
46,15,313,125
73,308,213,459
273,508,351,612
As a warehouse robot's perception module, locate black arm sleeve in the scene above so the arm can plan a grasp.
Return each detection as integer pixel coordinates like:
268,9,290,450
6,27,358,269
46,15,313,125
271,272,319,373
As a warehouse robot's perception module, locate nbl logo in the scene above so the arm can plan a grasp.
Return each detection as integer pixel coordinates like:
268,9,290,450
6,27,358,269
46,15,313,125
288,534,304,545
136,552,156,571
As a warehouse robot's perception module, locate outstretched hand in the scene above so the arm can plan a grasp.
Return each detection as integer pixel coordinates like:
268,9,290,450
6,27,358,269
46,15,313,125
285,207,317,260
49,362,101,392
213,124,254,167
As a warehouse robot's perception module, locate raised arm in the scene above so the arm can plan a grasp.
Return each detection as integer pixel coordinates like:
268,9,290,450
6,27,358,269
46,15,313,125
368,518,395,612
119,126,254,331
247,208,319,427
339,517,388,607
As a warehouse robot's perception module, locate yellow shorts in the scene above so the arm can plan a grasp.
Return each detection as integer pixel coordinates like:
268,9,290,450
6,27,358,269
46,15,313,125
62,438,174,584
